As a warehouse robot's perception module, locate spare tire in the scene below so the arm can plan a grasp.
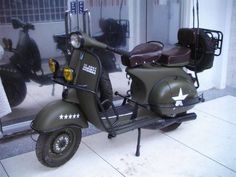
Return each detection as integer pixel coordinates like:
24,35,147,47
187,29,215,72
99,69,113,110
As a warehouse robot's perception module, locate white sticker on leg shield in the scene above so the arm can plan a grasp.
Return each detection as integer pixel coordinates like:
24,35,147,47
82,63,97,75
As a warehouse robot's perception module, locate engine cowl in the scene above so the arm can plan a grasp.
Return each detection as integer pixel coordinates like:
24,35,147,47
148,76,197,117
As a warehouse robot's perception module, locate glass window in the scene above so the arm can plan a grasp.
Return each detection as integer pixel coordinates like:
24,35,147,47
147,0,182,45
0,0,68,24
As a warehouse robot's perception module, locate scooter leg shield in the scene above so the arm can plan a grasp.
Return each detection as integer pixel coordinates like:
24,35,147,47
31,100,88,133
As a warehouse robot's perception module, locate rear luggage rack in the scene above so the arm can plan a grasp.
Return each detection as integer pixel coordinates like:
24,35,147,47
200,28,223,56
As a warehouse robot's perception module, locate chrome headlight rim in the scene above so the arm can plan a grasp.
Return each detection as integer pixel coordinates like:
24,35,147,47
70,32,83,49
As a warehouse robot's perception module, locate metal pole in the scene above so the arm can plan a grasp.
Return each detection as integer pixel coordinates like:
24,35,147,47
76,0,79,30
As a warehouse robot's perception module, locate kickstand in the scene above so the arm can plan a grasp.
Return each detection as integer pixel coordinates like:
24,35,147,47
51,83,55,96
135,128,141,157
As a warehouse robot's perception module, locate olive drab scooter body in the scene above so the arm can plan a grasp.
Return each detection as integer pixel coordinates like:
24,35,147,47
31,26,223,167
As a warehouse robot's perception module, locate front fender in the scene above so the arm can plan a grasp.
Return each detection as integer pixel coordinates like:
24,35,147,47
31,100,88,133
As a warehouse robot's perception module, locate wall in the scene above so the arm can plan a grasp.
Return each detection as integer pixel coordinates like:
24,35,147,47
226,0,236,88
184,0,233,91
0,22,64,59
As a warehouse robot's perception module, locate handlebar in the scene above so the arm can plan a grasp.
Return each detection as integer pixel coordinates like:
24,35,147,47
11,18,34,31
106,46,130,57
79,31,130,57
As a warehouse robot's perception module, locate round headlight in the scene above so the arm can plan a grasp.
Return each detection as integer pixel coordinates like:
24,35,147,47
70,34,82,48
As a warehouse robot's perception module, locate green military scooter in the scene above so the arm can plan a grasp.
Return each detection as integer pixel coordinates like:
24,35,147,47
31,27,223,167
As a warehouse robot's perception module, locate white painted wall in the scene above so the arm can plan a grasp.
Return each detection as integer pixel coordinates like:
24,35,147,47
0,22,65,59
226,0,236,88
183,0,233,91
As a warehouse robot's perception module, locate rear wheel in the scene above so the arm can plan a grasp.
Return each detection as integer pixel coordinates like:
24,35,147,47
36,127,81,167
1,74,27,107
160,123,182,132
160,112,187,132
144,112,185,131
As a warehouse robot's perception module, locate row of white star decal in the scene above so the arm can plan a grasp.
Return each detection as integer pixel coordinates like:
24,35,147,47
58,113,80,120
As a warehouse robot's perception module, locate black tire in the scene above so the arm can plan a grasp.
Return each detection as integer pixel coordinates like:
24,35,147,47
36,127,81,167
99,69,113,110
160,123,182,132
160,112,186,132
1,74,27,107
144,112,185,131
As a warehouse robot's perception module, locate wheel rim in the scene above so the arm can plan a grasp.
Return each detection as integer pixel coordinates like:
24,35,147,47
49,129,76,157
52,133,70,154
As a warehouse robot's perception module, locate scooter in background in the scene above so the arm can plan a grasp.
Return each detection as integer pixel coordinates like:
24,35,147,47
0,18,55,107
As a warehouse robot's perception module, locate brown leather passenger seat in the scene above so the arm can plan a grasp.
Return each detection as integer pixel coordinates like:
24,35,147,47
158,46,191,67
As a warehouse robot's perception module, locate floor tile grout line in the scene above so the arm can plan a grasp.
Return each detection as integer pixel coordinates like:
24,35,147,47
0,161,10,177
164,133,236,174
194,108,236,126
81,141,126,177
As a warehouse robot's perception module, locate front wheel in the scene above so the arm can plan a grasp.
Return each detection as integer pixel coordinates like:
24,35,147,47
36,127,81,167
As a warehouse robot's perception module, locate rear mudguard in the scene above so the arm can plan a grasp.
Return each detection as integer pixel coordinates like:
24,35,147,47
31,100,88,133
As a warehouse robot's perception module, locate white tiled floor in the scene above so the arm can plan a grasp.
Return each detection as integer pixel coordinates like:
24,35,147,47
195,95,236,124
1,96,236,177
0,163,8,177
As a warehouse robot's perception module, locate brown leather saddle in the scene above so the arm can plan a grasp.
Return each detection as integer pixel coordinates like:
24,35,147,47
121,28,195,68
158,46,191,67
122,43,191,67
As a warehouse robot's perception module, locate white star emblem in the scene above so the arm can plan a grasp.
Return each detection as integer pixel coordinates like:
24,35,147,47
64,114,68,119
69,114,72,119
59,114,64,119
172,88,188,107
77,114,80,118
